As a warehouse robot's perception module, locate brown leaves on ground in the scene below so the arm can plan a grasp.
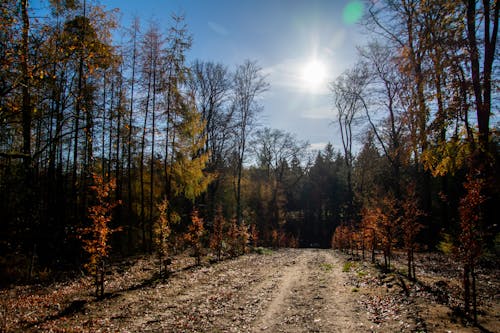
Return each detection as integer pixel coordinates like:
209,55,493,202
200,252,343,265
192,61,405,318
0,249,498,332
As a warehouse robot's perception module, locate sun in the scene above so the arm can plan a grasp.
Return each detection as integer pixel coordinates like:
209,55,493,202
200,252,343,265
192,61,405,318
301,59,327,91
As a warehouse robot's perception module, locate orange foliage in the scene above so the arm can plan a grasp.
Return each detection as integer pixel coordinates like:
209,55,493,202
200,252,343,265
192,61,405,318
227,219,249,257
457,172,486,321
331,225,352,251
155,198,178,277
209,207,226,261
401,184,424,280
249,224,259,248
81,174,121,298
184,209,205,266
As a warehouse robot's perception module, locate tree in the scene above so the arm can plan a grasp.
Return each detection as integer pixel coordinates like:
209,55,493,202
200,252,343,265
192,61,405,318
362,194,400,271
189,60,232,218
154,198,178,277
464,0,499,156
81,174,121,298
400,183,424,280
251,127,308,232
231,60,269,224
138,22,163,250
358,42,408,197
184,209,205,266
457,172,487,323
209,206,227,261
330,64,368,220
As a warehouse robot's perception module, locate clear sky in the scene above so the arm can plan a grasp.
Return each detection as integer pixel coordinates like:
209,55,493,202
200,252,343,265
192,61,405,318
34,0,369,152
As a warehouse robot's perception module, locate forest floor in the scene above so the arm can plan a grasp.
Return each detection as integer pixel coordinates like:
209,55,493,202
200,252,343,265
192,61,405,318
1,248,498,332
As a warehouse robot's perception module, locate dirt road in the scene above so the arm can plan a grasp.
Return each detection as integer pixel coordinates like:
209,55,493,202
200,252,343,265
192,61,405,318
253,249,370,332
7,248,498,332
46,249,371,332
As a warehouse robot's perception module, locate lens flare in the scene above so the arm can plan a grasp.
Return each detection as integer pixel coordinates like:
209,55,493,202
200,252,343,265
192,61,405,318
343,1,364,25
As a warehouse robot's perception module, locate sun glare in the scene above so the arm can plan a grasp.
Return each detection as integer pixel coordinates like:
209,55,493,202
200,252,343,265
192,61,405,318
301,59,327,91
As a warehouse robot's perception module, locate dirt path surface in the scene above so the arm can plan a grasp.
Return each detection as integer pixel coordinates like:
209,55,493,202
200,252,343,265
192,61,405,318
12,249,372,332
93,249,372,332
253,250,370,332
4,249,498,332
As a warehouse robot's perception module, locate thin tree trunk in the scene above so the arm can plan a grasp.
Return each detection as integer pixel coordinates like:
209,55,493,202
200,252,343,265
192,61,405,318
149,53,157,253
140,73,151,251
21,0,31,177
127,22,138,251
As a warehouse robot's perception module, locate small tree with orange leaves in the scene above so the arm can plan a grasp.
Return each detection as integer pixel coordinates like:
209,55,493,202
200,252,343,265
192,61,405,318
380,197,400,271
360,195,400,271
401,184,424,280
360,208,378,263
238,223,250,254
227,218,249,257
249,224,259,248
457,172,486,323
209,207,226,261
154,198,179,277
81,174,121,298
184,209,206,266
331,224,353,253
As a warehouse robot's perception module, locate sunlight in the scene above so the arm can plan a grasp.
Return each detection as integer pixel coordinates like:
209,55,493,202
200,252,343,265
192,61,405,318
301,59,328,92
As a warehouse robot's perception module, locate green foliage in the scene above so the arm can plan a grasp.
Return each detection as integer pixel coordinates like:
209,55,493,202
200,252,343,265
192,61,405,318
320,263,333,272
356,270,367,278
254,247,273,255
342,261,354,272
437,233,455,255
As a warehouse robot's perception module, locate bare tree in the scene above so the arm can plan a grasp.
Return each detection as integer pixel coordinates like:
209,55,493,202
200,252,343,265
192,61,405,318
330,64,368,218
231,60,269,224
189,60,232,217
358,42,408,196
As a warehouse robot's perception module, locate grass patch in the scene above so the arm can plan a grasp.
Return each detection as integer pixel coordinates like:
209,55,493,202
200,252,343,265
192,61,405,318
254,247,273,255
320,263,334,272
342,261,355,272
356,270,367,278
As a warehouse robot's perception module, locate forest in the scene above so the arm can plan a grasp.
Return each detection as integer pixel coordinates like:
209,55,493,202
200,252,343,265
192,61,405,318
0,0,499,331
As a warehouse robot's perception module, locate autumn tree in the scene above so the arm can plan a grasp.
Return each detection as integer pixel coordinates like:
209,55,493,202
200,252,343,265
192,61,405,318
81,174,121,298
457,172,487,323
154,198,179,277
361,195,400,271
400,184,424,280
184,209,205,266
249,223,259,248
209,206,227,261
189,60,233,218
226,218,249,257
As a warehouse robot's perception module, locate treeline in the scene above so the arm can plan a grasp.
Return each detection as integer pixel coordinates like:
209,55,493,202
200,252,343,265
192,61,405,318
0,0,347,286
0,0,499,319
329,0,499,323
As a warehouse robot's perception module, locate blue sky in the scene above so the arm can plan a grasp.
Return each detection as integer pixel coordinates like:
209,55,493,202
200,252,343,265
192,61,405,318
34,0,369,152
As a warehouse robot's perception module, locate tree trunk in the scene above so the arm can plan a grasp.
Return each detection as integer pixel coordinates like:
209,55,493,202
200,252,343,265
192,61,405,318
463,264,470,315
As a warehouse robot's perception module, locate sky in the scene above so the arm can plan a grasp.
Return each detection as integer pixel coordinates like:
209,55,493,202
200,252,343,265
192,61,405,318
34,0,370,152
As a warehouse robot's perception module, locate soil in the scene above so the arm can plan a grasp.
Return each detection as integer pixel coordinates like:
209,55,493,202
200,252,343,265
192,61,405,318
1,249,498,332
